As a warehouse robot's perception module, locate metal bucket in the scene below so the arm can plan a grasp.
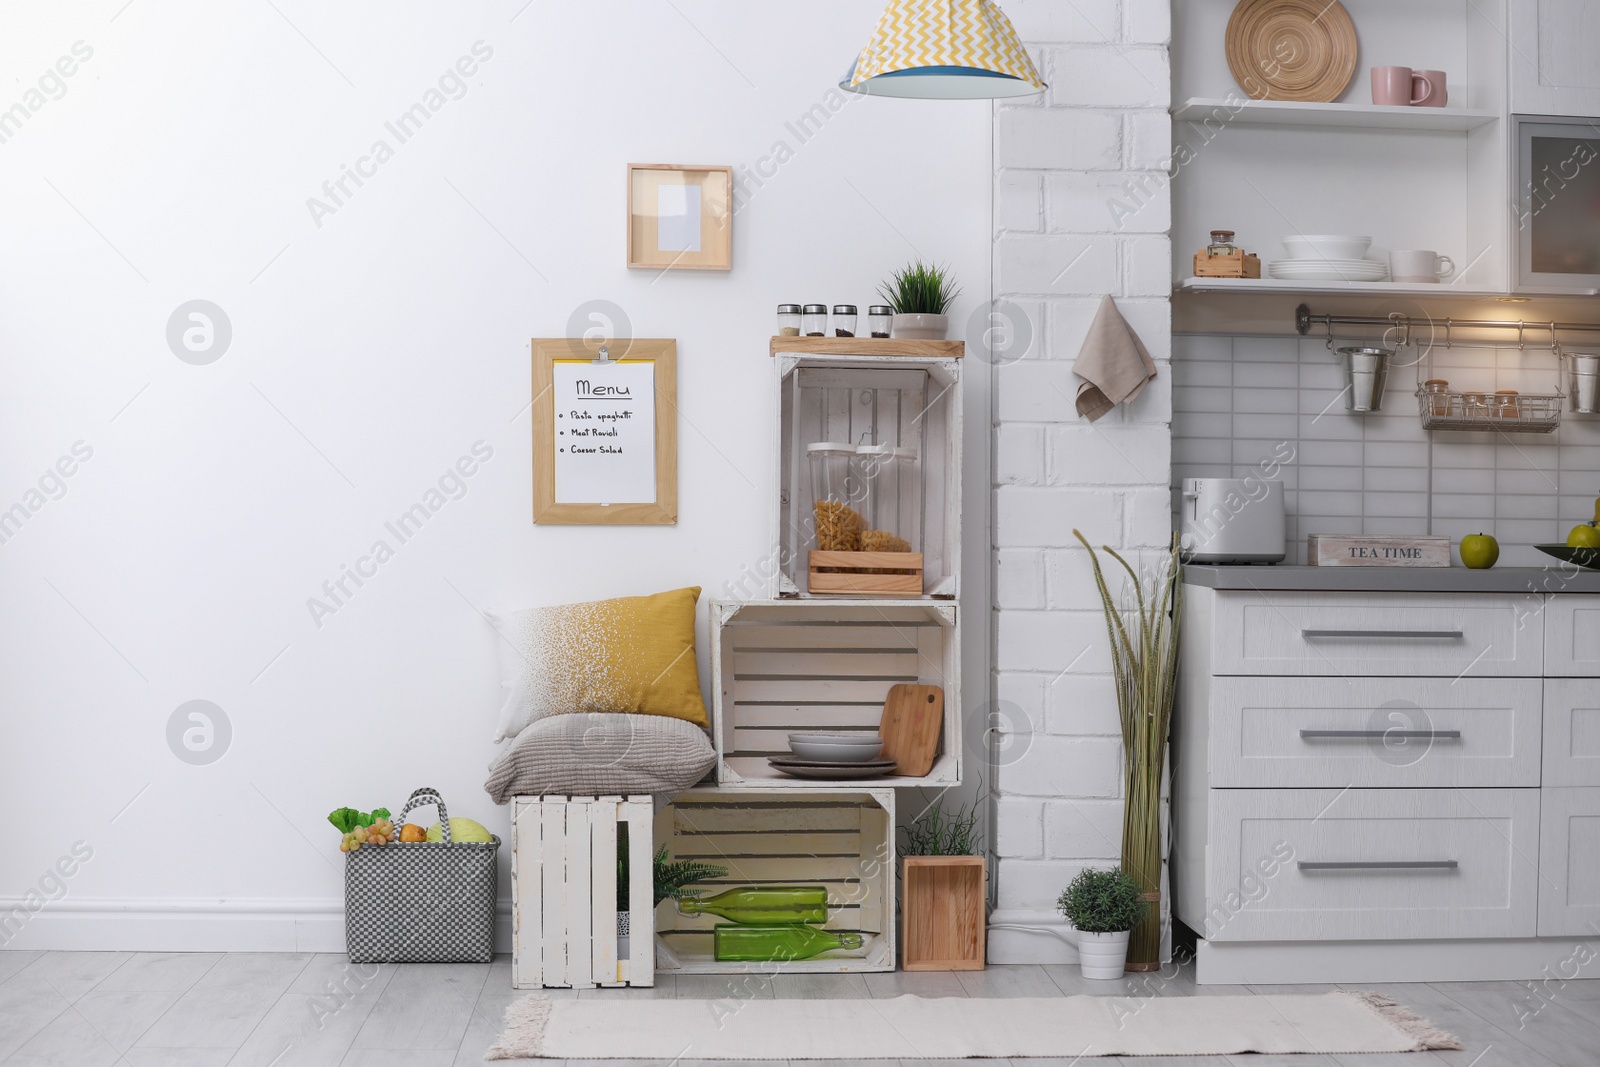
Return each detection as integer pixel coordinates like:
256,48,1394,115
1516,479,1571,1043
1339,346,1392,412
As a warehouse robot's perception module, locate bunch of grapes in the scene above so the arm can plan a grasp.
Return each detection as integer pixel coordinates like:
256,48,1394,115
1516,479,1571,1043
338,819,396,853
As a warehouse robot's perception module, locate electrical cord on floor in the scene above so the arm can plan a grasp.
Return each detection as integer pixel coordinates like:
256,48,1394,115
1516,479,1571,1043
985,921,1079,944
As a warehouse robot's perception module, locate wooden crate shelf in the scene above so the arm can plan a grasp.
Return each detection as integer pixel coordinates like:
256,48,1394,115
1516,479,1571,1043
772,351,961,599
511,795,654,989
652,787,896,974
710,599,960,789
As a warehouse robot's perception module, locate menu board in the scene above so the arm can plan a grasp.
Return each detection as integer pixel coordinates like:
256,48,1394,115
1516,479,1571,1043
551,359,657,505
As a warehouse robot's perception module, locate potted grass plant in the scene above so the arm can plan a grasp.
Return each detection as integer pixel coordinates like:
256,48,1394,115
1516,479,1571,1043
616,826,725,959
1057,866,1149,979
1074,529,1181,972
897,798,986,971
878,260,961,339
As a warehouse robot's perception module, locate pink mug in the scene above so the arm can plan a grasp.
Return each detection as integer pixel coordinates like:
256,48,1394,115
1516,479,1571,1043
1412,69,1447,107
1372,66,1435,106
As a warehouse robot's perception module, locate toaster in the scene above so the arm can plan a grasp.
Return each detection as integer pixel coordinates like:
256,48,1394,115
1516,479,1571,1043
1180,477,1286,564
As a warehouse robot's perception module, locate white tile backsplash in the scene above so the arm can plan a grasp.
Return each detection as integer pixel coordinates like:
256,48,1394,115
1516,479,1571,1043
1173,333,1600,564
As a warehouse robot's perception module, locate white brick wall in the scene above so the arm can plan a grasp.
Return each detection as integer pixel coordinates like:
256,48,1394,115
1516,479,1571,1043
989,0,1172,963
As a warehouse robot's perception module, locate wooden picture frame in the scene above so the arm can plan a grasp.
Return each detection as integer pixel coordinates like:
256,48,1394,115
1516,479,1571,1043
627,164,733,271
531,337,677,525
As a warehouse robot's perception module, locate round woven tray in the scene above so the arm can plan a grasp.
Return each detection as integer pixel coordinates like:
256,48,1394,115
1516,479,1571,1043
1225,0,1358,103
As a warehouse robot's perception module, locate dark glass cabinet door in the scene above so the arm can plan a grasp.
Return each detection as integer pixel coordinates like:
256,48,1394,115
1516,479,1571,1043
1517,116,1600,292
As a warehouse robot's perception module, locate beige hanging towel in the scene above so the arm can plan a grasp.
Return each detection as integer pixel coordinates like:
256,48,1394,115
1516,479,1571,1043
1073,294,1157,422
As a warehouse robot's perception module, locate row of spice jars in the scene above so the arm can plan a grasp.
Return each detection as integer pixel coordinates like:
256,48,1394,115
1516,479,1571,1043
777,304,894,339
1422,379,1522,418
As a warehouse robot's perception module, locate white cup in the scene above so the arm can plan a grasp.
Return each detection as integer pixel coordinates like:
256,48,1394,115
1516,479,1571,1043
1390,250,1455,283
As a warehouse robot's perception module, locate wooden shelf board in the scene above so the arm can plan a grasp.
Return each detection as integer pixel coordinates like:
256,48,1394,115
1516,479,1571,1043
1177,277,1507,298
770,336,964,358
1174,97,1500,132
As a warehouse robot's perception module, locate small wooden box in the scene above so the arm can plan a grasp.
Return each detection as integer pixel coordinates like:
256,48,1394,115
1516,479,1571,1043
1193,249,1261,278
901,856,986,971
1309,534,1451,568
511,795,654,989
808,551,924,595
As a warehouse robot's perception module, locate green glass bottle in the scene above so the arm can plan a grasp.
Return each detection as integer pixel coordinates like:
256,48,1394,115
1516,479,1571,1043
712,923,865,962
677,886,830,925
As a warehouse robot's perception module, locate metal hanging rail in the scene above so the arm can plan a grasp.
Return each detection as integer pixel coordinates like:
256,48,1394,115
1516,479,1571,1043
1296,303,1600,343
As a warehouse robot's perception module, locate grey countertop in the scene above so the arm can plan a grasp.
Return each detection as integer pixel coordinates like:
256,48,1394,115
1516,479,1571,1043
1183,564,1600,593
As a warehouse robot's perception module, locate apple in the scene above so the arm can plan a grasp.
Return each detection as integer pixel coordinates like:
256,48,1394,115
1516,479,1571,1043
1568,523,1600,549
1459,533,1499,569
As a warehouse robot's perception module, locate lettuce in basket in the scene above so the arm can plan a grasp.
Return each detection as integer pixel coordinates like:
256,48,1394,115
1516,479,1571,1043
328,807,391,833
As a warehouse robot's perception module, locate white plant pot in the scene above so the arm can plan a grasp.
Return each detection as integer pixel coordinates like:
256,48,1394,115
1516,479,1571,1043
892,313,948,340
1077,930,1131,980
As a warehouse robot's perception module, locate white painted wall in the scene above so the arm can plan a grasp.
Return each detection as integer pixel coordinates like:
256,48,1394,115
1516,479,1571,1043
0,2,991,950
987,0,1174,964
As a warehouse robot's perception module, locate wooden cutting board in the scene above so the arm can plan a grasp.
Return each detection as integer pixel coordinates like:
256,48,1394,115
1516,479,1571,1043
879,683,944,777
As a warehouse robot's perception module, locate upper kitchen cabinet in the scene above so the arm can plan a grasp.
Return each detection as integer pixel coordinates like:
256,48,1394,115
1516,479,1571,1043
1509,0,1600,117
1172,0,1510,296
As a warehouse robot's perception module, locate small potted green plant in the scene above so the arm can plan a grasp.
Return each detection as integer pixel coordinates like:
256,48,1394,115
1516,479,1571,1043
878,260,960,339
616,825,726,959
1056,866,1149,980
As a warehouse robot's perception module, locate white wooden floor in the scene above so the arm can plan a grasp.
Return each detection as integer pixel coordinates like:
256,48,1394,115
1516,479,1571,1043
0,950,1593,1066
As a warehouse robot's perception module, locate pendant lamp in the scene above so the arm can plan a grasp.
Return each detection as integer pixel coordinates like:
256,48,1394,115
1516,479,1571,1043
841,0,1046,99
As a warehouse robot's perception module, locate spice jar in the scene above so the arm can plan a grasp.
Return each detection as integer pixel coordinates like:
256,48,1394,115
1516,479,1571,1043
832,305,858,338
867,305,894,339
807,442,864,551
776,304,802,337
1207,230,1238,256
1422,379,1452,417
1461,391,1490,418
802,305,828,337
1494,389,1521,419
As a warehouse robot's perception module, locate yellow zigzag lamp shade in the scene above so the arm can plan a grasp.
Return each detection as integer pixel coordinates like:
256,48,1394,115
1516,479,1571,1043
842,0,1045,99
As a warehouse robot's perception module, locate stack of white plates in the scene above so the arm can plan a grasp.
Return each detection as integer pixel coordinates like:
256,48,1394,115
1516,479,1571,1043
1267,259,1389,282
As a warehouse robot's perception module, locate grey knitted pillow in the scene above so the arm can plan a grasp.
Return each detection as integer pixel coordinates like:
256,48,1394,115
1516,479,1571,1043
485,712,716,803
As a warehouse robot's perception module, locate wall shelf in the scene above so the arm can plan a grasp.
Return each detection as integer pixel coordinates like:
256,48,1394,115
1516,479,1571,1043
1175,97,1500,132
1178,277,1506,298
770,337,965,358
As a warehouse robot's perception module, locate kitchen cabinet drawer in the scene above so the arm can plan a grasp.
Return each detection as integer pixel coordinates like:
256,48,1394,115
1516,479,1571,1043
1543,678,1600,786
1543,597,1600,676
1210,678,1543,788
1206,788,1540,942
1538,788,1600,936
1211,592,1542,677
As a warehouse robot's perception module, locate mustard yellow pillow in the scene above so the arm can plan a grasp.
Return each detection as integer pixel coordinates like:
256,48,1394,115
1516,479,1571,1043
489,587,708,740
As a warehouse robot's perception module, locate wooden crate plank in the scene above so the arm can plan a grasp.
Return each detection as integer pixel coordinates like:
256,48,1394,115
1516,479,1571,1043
730,704,884,728
733,650,922,677
511,799,542,989
540,799,566,987
727,624,923,650
624,797,654,987
590,801,619,987
735,678,907,703
672,802,868,834
665,829,861,856
565,798,593,988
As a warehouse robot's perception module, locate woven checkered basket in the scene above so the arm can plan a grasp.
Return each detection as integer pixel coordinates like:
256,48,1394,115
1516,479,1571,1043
344,786,500,963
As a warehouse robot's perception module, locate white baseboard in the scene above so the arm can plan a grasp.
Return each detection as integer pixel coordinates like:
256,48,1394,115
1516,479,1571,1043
0,898,513,954
1197,936,1600,985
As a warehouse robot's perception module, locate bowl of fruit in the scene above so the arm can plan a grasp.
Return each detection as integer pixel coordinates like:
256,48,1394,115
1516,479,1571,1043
1536,497,1600,570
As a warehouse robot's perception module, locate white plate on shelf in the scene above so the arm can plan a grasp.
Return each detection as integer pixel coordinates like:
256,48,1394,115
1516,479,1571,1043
1268,259,1388,281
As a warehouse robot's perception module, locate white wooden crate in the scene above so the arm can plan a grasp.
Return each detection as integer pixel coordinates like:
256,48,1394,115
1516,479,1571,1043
653,787,896,973
511,795,653,988
710,599,960,788
772,351,962,599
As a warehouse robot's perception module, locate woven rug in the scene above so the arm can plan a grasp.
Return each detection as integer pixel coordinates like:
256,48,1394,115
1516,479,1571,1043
486,991,1460,1059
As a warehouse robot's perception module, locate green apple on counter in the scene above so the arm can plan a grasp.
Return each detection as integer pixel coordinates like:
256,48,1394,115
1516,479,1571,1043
1459,533,1499,569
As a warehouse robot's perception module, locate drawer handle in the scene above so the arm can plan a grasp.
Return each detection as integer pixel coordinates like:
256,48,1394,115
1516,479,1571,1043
1297,860,1458,872
1299,729,1463,740
1301,629,1465,640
